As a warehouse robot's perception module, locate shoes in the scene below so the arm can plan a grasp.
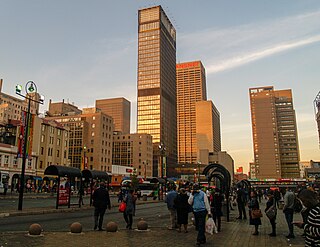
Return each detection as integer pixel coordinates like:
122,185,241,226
98,228,105,231
252,231,259,235
184,230,188,233
243,217,247,220
286,234,295,239
236,217,242,220
177,229,181,233
268,233,276,237
94,225,97,230
126,224,130,229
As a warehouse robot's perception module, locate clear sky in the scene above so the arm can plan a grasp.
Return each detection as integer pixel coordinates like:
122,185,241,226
1,0,320,173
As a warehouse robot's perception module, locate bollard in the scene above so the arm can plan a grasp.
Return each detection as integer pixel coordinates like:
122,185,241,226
142,195,147,201
137,219,148,230
70,222,82,233
106,221,118,232
29,223,42,236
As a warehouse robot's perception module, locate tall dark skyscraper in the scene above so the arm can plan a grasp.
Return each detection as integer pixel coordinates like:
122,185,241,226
137,6,177,177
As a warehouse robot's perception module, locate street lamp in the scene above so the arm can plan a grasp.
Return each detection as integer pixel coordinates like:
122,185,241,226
16,81,44,210
83,145,87,170
158,142,166,178
143,160,148,180
194,168,197,183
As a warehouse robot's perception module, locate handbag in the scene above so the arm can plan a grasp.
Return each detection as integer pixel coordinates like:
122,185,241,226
251,209,263,219
266,200,277,219
118,202,126,212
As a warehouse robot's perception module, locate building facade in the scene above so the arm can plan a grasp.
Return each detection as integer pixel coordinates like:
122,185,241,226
176,61,207,165
47,99,82,117
137,5,177,177
96,97,131,134
112,133,153,178
196,100,221,155
249,86,300,179
47,108,114,172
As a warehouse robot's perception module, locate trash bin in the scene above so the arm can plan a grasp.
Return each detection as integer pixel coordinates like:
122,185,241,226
143,195,147,201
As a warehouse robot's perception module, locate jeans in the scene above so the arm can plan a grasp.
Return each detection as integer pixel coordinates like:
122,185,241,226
269,217,276,234
94,207,106,229
123,212,133,229
194,210,207,243
284,208,294,235
168,208,177,228
238,202,247,219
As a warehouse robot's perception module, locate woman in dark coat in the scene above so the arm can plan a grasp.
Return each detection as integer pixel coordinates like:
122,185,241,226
174,188,190,233
210,188,223,232
248,191,262,235
265,190,277,236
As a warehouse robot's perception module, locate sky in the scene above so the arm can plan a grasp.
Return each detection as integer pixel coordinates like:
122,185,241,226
1,0,320,173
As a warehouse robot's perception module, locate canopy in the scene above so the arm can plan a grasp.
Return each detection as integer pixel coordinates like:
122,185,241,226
44,165,81,177
81,169,110,181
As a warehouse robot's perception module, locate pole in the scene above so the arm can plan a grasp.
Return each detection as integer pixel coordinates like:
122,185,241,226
18,97,31,211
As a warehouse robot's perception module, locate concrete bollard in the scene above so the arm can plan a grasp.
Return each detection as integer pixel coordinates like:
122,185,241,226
106,221,118,232
142,195,147,201
29,223,42,236
137,219,148,230
70,222,82,233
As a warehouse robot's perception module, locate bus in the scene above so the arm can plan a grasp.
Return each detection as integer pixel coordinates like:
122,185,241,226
0,171,9,194
138,182,157,197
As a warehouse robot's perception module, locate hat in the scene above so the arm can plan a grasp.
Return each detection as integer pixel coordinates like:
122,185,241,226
193,183,200,191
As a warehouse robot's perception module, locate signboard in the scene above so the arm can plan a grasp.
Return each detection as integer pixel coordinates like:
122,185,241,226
58,187,70,206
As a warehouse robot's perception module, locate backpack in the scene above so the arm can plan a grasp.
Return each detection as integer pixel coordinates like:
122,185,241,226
293,196,302,213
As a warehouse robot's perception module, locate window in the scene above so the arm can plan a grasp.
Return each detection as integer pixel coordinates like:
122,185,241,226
41,147,44,155
57,150,60,158
41,135,45,142
4,155,9,166
40,161,43,169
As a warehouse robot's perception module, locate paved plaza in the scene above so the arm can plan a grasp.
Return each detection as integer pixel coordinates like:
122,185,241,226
0,196,306,247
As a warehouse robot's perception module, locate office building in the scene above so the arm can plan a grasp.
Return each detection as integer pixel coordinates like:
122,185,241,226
137,5,177,177
176,61,207,165
47,99,82,117
249,86,300,179
112,133,153,177
96,97,131,134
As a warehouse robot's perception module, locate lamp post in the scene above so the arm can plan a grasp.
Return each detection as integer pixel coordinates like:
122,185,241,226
16,81,44,210
193,168,197,183
197,161,201,183
83,145,87,170
158,142,166,178
143,160,148,180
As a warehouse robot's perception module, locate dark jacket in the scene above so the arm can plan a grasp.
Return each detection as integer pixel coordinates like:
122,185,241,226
211,193,223,216
174,193,190,212
265,197,277,218
248,197,261,225
92,186,111,209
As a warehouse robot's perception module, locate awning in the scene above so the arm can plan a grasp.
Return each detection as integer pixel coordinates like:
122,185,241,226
81,169,110,180
44,165,81,177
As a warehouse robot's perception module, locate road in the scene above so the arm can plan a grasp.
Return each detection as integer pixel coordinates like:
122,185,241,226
0,201,169,232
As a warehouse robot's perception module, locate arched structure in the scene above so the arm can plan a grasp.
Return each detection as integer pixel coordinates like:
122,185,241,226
203,163,231,222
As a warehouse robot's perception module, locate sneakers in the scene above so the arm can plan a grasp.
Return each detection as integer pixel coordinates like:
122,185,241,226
286,234,295,239
252,231,259,235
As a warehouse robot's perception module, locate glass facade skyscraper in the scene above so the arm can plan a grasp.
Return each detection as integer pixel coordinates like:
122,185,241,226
137,6,177,177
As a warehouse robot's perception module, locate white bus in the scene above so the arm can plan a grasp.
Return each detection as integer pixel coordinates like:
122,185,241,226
0,171,9,194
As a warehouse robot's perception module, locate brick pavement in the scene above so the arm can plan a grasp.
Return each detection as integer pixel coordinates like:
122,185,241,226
0,199,307,247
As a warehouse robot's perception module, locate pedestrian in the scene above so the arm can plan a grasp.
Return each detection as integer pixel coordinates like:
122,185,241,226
123,189,137,229
265,190,277,236
165,185,178,230
174,188,190,233
274,189,281,208
3,181,8,196
248,191,261,235
78,186,84,206
236,185,247,220
210,188,223,232
293,189,320,247
117,190,123,203
283,187,295,238
92,182,111,231
188,183,212,246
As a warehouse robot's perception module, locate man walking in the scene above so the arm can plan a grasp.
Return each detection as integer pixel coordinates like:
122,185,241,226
236,185,247,220
92,182,111,231
188,184,212,246
283,188,295,238
165,185,178,230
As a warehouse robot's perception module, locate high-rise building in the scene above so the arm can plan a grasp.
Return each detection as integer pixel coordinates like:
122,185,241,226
137,5,177,177
96,97,131,134
196,100,221,155
112,133,153,177
314,91,320,147
176,61,207,165
249,86,300,179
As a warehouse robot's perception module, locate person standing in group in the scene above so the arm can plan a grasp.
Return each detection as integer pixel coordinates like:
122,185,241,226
210,188,223,232
188,184,212,246
293,189,320,247
123,189,137,229
92,182,111,231
248,191,262,235
236,185,247,220
283,187,295,238
174,188,190,233
165,185,178,230
78,186,84,207
265,190,277,236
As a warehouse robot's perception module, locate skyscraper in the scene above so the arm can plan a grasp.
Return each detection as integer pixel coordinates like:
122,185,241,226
176,61,207,164
249,86,300,179
96,97,131,134
137,6,177,177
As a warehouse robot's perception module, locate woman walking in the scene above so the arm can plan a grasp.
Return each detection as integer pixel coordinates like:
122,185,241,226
123,189,137,229
174,188,190,233
265,190,277,236
210,188,223,232
248,191,262,235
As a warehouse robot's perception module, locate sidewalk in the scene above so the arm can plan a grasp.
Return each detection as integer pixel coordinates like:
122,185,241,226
0,199,306,247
